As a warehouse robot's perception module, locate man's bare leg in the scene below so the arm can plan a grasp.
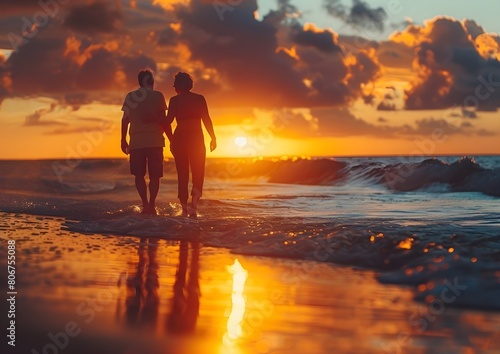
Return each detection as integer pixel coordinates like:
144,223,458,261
190,188,201,218
149,178,160,215
135,176,149,213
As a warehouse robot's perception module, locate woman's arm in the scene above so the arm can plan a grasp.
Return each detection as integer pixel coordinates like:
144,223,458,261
200,96,216,151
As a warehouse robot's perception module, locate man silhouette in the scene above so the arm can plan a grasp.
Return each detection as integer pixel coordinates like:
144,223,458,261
121,69,170,215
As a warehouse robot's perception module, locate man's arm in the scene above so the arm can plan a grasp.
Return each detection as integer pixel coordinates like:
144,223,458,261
121,111,130,155
200,96,216,152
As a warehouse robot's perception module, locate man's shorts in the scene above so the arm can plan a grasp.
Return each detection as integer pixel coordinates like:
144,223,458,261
129,147,163,178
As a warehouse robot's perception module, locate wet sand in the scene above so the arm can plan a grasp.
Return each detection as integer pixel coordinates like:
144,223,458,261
1,212,499,354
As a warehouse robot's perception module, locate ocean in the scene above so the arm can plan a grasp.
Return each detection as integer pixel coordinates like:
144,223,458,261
1,155,499,310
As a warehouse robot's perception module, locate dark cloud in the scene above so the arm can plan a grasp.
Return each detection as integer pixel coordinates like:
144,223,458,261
0,53,9,104
45,125,107,135
24,102,64,126
0,0,44,15
324,0,387,32
392,17,500,110
375,40,413,68
407,117,495,137
268,107,495,139
410,117,462,136
476,128,496,136
7,38,75,96
76,48,119,90
170,0,381,107
173,0,307,107
0,0,382,110
155,24,180,46
310,107,398,137
377,101,397,111
463,19,485,40
119,54,157,87
63,2,122,35
291,23,342,53
1,27,158,106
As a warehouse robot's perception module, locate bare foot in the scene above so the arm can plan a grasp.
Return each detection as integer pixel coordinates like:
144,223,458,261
180,203,188,217
192,195,201,211
188,208,198,218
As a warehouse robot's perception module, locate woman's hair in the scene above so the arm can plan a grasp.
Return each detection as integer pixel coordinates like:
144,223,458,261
138,69,154,87
174,72,193,92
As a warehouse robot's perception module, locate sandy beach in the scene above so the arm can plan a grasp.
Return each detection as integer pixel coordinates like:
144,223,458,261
0,212,499,354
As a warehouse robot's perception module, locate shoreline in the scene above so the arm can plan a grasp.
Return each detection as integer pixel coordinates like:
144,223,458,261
1,212,499,353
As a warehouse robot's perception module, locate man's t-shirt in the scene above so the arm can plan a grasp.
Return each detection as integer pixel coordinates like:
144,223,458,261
122,88,167,150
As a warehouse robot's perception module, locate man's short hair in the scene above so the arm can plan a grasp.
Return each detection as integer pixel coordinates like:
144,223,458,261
138,69,154,87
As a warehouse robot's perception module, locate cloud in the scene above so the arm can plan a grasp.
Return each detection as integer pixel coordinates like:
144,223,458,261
0,0,383,110
324,0,387,32
377,101,397,111
63,2,123,35
169,0,382,107
463,19,485,40
291,23,342,53
24,102,65,126
310,107,399,137
45,124,107,135
407,117,495,137
0,0,46,15
391,17,500,110
265,107,495,139
375,40,414,69
0,52,10,104
2,33,158,107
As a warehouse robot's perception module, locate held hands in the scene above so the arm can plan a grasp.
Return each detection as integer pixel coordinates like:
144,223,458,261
210,138,217,152
121,140,129,155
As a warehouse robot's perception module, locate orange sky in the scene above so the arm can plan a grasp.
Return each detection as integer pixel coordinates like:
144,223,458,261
0,1,499,159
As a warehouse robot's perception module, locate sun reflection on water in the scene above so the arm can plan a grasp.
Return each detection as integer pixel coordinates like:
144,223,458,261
222,259,248,347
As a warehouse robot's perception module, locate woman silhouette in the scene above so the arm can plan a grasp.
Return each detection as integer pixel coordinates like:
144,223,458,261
166,72,217,217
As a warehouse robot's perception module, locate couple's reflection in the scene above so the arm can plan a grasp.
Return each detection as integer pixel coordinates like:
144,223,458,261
124,238,200,334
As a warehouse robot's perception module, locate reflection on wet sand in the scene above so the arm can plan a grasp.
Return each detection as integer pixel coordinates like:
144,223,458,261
124,238,160,328
5,214,500,354
167,241,200,334
121,238,201,335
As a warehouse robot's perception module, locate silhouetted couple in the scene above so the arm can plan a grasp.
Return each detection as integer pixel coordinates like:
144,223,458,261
121,70,217,217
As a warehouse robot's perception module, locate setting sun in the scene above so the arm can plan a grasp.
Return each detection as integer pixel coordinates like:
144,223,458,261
234,136,248,148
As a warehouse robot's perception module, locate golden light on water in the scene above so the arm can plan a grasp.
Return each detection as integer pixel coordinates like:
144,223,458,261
398,237,414,250
223,259,248,346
